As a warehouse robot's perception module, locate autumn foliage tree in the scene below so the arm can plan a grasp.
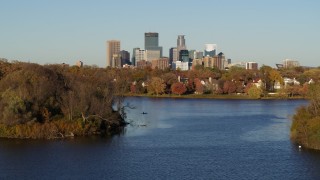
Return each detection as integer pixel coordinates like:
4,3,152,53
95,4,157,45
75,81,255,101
171,82,187,96
291,83,320,150
161,72,178,94
147,77,165,96
194,78,204,94
0,62,128,139
223,81,237,94
247,85,263,99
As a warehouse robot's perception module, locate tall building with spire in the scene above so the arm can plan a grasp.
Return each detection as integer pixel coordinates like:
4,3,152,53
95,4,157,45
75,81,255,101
177,35,186,60
106,40,120,67
177,35,186,50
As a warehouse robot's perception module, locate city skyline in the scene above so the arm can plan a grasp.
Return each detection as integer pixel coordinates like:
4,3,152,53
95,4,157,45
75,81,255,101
0,0,319,67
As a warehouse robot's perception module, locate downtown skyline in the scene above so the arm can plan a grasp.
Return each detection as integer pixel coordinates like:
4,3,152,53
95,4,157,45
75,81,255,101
1,0,319,67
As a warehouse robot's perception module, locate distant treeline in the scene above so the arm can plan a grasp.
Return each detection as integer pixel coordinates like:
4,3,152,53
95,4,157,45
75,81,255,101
1,59,320,139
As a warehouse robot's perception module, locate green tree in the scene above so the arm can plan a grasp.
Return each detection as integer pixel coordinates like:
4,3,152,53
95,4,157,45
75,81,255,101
269,69,283,91
304,69,320,83
291,83,320,149
247,85,263,99
259,65,273,92
147,77,165,96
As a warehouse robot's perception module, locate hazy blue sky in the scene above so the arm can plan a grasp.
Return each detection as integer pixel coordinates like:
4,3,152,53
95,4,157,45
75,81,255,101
1,0,319,67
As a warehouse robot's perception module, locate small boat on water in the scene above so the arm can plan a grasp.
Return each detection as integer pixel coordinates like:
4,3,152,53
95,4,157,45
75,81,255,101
142,112,148,114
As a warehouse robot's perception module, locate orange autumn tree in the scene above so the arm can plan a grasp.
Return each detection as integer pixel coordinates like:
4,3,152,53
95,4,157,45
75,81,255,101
171,82,187,96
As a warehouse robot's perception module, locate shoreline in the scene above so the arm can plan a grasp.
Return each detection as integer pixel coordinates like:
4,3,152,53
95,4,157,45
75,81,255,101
125,94,306,100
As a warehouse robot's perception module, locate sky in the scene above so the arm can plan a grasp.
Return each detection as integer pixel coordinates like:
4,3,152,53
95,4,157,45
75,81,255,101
1,0,319,67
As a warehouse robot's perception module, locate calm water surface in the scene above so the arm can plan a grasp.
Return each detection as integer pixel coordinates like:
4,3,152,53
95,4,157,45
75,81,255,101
1,97,320,180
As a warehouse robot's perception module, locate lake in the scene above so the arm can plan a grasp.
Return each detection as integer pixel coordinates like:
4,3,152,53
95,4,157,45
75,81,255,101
1,97,320,180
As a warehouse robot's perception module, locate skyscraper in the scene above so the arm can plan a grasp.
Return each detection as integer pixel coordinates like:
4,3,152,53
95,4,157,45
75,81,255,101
177,35,186,61
169,47,176,67
131,47,140,66
107,40,120,67
145,32,159,49
179,50,189,63
204,44,217,57
283,59,300,68
214,52,225,70
119,50,130,66
246,62,258,70
134,48,146,63
144,32,162,59
177,35,186,50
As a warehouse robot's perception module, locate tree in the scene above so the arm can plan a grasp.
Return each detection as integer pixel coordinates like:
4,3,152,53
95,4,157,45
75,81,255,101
223,81,237,94
161,72,178,94
194,78,204,94
259,65,273,92
291,83,320,149
247,85,263,99
269,69,283,91
304,69,320,83
0,62,129,138
0,63,63,124
130,83,136,94
147,77,165,96
299,83,309,97
286,85,301,97
171,82,187,96
307,84,320,116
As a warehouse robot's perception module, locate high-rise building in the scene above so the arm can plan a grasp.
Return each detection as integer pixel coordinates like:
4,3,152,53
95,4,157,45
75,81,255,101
204,44,217,57
196,51,204,59
136,60,152,69
144,32,163,59
151,57,170,70
107,40,120,67
111,54,122,68
177,35,186,50
179,50,189,63
179,49,190,70
119,50,130,66
177,35,186,59
173,48,178,62
214,52,225,70
169,47,175,67
246,62,258,70
145,32,159,49
283,59,300,68
189,50,204,60
135,48,146,63
131,47,140,66
173,61,189,71
189,50,196,60
146,49,161,61
203,56,214,68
